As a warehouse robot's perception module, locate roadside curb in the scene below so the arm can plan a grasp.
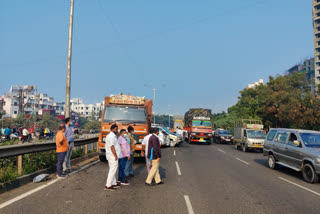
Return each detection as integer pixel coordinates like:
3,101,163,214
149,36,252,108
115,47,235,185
0,152,98,194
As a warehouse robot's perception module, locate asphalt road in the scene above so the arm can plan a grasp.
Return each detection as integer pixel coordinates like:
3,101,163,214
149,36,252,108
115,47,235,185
1,142,320,214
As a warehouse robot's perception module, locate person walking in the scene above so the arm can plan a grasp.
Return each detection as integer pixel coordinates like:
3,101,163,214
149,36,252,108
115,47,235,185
145,127,163,186
141,129,153,173
105,124,121,191
118,129,131,185
63,118,74,173
125,126,135,177
56,124,69,179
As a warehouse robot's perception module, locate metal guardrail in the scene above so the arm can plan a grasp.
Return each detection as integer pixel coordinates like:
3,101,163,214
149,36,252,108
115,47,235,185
0,137,99,159
0,137,99,176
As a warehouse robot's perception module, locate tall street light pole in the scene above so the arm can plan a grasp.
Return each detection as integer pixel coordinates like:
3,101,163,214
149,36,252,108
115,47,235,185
65,0,74,118
152,88,156,124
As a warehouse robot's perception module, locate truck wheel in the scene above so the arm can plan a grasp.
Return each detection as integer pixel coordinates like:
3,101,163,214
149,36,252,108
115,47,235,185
99,155,107,162
302,163,319,183
242,144,247,152
268,154,277,169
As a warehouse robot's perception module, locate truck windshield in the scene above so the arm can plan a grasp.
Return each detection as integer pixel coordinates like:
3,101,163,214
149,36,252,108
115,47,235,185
192,120,211,128
103,106,147,124
174,122,183,128
300,133,320,148
248,130,265,139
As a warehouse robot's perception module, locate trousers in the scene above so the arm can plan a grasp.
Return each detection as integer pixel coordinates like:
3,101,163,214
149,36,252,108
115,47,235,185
106,155,118,188
56,152,67,176
125,153,134,176
146,159,161,184
63,142,74,171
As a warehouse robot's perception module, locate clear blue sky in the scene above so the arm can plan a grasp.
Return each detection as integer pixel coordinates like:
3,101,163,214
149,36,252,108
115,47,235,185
0,0,314,115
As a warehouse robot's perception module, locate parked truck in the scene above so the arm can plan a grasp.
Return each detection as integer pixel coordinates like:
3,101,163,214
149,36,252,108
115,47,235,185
184,108,213,144
98,94,152,161
172,115,184,131
233,119,265,152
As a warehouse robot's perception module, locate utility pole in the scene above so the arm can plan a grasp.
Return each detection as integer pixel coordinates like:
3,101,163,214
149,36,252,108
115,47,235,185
65,0,74,118
153,88,156,124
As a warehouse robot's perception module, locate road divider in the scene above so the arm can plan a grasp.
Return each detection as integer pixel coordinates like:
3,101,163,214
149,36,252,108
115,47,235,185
279,177,320,197
236,158,250,165
184,195,195,214
175,161,182,175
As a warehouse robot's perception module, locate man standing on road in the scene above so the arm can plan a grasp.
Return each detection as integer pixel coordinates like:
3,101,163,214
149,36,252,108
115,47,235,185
145,127,163,186
63,118,74,173
118,129,130,185
125,126,135,177
141,128,153,173
56,124,69,179
105,124,122,191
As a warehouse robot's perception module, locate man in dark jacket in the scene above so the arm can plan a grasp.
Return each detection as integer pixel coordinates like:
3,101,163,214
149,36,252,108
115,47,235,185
145,127,163,185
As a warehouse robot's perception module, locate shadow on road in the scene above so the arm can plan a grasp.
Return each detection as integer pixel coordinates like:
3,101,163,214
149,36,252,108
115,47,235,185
254,159,303,180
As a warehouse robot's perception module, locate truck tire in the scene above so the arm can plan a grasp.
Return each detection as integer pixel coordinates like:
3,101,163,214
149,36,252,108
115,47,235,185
268,154,277,169
99,155,107,162
302,163,319,183
242,144,247,152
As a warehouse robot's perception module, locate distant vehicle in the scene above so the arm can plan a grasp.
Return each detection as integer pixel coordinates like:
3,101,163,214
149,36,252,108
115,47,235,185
153,125,181,147
184,108,213,145
213,129,233,144
98,94,152,162
234,119,265,152
264,128,320,183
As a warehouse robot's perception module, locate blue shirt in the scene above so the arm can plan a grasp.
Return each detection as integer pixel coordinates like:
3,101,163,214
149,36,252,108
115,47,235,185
64,125,74,142
4,128,11,136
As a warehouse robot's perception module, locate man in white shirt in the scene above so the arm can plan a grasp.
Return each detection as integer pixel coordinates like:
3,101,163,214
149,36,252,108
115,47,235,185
104,124,122,191
141,130,153,173
22,128,30,137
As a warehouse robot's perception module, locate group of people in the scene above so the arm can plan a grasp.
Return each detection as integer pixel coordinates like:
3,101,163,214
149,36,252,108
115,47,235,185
0,126,33,141
104,125,163,191
55,118,75,178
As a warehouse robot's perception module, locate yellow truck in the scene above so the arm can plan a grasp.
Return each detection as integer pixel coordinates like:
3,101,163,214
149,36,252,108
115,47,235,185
234,119,265,153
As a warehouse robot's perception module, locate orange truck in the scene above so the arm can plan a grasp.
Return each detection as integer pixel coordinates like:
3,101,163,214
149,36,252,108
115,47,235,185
98,94,152,161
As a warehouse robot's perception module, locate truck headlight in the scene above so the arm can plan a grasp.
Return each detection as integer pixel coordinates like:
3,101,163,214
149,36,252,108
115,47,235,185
139,139,143,143
316,158,320,163
247,140,253,145
221,136,225,139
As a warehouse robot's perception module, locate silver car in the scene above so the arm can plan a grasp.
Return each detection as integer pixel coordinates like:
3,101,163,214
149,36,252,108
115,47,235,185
264,128,320,183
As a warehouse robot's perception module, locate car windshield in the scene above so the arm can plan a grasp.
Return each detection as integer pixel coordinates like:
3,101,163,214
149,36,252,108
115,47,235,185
300,133,320,148
103,106,147,124
218,130,230,135
162,127,174,135
192,120,211,128
248,130,265,139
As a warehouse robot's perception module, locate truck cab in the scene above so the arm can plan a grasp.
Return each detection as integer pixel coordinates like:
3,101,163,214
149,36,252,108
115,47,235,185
234,120,265,152
187,117,213,144
98,94,152,161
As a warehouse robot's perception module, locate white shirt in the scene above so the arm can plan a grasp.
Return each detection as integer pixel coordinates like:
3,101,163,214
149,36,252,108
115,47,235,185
22,129,30,136
105,132,122,159
176,129,183,137
142,134,152,154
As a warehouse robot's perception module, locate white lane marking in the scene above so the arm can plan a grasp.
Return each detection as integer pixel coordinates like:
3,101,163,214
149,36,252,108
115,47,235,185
173,150,176,156
175,161,182,175
218,149,226,154
0,160,100,210
236,158,250,165
279,177,320,197
184,195,195,214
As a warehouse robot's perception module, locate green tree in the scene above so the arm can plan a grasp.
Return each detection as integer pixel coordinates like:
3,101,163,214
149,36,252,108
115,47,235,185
84,120,100,131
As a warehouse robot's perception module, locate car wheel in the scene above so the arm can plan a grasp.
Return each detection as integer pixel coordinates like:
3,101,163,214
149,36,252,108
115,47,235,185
268,154,277,169
242,144,247,152
302,163,319,183
170,140,175,147
99,155,107,162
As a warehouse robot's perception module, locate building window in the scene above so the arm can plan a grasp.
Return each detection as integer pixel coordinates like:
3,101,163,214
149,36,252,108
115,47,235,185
14,111,17,114
81,107,83,110
86,112,88,115
86,107,88,110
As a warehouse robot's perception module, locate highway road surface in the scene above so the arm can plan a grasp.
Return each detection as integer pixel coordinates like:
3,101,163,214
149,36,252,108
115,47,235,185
1,142,320,214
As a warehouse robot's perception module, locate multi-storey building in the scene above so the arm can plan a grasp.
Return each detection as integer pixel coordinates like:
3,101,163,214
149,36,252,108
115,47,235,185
313,0,320,86
287,58,315,82
70,98,104,120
